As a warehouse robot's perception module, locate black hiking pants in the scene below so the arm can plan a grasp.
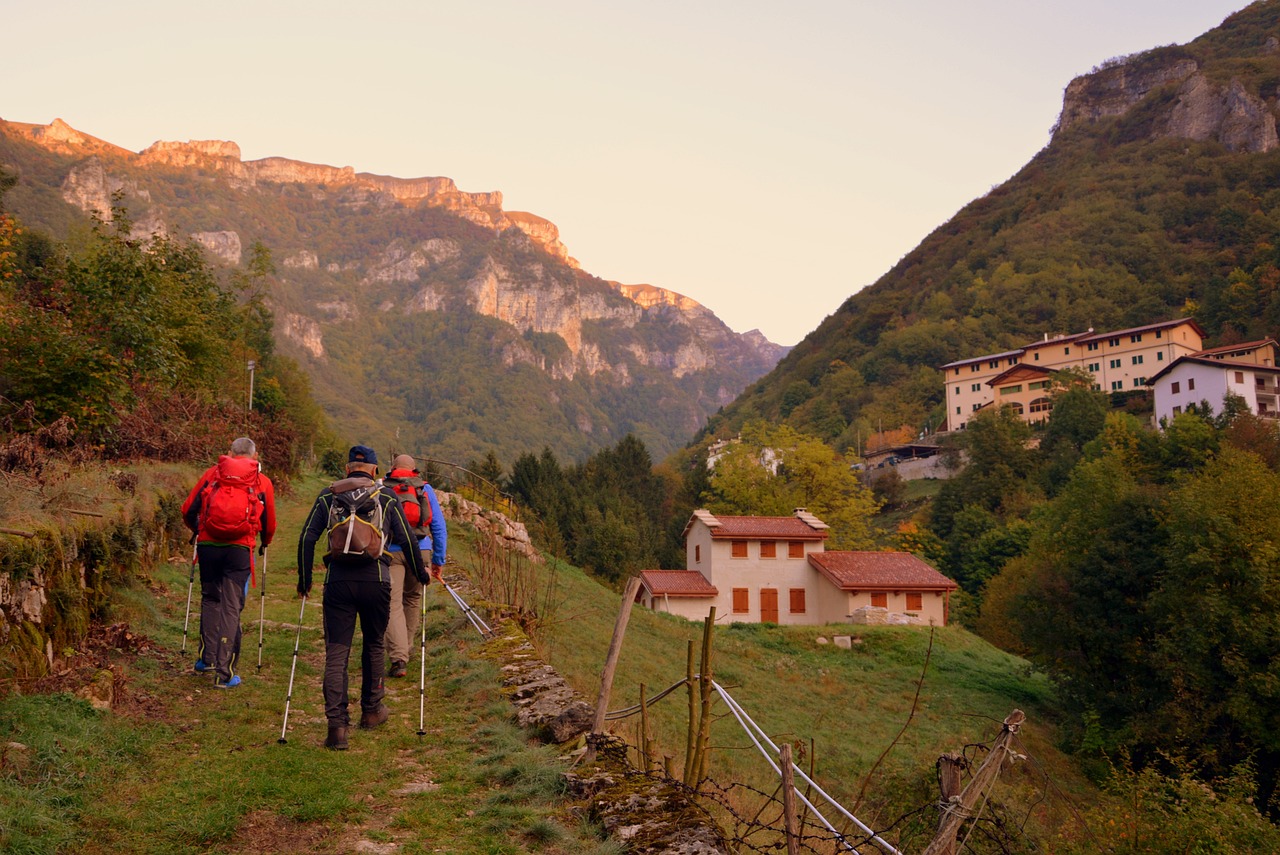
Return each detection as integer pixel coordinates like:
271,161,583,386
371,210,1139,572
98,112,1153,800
197,544,252,683
322,578,392,726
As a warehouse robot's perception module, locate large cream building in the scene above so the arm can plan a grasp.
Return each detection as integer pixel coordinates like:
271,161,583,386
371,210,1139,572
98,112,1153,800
940,318,1206,431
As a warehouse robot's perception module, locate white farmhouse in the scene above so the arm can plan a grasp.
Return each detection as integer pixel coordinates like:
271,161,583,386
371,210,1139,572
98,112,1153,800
638,509,957,626
1148,339,1280,426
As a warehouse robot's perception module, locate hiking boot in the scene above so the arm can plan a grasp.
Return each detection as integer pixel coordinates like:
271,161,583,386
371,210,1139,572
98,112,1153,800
214,675,241,689
359,704,389,730
388,660,408,678
193,659,211,673
325,725,349,750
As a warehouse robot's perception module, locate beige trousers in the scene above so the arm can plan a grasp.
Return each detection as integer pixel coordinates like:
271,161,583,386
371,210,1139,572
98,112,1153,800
384,549,426,665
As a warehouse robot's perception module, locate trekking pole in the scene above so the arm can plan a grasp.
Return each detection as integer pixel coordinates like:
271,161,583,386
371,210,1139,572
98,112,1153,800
180,542,197,655
417,590,428,737
278,595,308,744
256,548,268,671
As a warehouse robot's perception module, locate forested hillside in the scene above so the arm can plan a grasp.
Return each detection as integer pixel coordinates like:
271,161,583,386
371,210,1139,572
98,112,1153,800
703,1,1280,452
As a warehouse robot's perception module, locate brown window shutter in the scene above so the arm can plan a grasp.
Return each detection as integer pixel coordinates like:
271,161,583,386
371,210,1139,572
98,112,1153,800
789,588,806,614
732,588,749,613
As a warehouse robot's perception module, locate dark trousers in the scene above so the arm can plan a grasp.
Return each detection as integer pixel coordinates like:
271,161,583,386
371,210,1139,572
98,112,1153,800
322,578,392,725
197,545,252,683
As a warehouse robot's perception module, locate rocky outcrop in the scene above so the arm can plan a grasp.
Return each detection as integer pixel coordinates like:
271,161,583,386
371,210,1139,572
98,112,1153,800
1059,57,1200,132
191,230,242,265
1057,54,1278,153
1164,74,1279,153
281,312,325,359
437,492,538,561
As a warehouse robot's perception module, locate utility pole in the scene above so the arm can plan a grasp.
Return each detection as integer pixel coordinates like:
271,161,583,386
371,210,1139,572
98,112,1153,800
247,359,256,412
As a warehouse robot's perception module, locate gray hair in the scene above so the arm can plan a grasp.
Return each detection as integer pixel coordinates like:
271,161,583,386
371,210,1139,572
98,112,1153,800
229,437,257,457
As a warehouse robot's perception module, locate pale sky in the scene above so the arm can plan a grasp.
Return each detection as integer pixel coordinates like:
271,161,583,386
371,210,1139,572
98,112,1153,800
2,1,1252,344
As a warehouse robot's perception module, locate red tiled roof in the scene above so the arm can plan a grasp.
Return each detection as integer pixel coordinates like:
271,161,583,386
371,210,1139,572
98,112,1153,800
1076,317,1205,344
640,570,718,597
808,552,958,591
1193,338,1278,357
706,515,827,540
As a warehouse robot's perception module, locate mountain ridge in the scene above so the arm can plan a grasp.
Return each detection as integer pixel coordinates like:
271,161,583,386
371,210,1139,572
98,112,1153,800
0,117,789,463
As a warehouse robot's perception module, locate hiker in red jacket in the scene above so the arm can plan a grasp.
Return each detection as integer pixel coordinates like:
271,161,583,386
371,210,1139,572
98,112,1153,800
181,437,277,688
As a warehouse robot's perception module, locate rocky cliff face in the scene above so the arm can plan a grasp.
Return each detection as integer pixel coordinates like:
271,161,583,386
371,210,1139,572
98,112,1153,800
1057,51,1278,153
0,117,788,459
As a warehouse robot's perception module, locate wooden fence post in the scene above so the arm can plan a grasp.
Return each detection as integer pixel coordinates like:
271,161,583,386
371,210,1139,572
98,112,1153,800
692,606,716,787
683,639,697,785
781,742,801,855
933,752,967,855
923,710,1026,855
584,575,643,763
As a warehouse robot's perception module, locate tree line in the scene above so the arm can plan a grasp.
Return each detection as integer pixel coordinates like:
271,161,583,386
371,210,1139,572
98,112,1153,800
927,379,1280,816
0,166,326,474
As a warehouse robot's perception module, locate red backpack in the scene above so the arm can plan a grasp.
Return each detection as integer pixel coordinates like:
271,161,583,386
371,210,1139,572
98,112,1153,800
199,455,263,542
385,471,431,534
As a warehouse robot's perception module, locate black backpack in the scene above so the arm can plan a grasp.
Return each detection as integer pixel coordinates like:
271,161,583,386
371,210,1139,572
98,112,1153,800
325,478,386,560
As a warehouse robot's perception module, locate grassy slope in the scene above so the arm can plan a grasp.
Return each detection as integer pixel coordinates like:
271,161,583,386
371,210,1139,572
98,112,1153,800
3,472,1097,853
514,549,1098,850
1,474,618,855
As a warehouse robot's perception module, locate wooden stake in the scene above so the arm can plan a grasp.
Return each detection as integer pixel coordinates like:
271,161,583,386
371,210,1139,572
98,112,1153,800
933,752,968,855
585,575,643,762
781,742,800,855
640,682,651,773
684,639,697,786
923,710,1025,855
0,526,36,538
692,606,716,787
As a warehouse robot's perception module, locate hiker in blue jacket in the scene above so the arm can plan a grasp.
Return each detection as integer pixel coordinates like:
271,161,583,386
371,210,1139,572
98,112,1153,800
382,453,447,678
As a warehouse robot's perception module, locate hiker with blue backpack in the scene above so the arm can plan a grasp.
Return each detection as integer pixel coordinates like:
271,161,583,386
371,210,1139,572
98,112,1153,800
296,445,431,750
382,453,447,679
180,437,277,689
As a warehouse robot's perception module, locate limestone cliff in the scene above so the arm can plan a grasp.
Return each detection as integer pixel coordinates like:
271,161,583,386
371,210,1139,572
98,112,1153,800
0,116,789,460
1057,49,1278,153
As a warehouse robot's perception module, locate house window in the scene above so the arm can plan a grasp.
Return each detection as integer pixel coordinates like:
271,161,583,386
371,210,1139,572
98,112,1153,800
789,588,806,614
1132,355,1144,365
988,360,999,369
1235,371,1245,384
1000,384,1021,395
971,365,980,372
954,386,960,396
955,406,961,414
1064,347,1071,355
1156,329,1163,339
971,383,981,392
760,541,776,559
906,592,923,611
1134,378,1146,388
1088,362,1100,372
870,592,888,608
1111,381,1123,390
1029,397,1052,413
1108,337,1120,347
1171,381,1180,394
732,588,749,614
1009,401,1024,415
1029,381,1048,390
1034,352,1040,361
954,368,960,376
731,540,747,558
1157,352,1164,361
1109,359,1121,369
788,541,804,559
695,544,701,563
1173,406,1182,414
972,403,982,411
1188,378,1196,391
1087,342,1099,351
1131,334,1142,343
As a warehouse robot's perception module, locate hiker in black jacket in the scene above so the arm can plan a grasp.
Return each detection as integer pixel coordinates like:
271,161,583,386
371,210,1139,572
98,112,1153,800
296,445,430,750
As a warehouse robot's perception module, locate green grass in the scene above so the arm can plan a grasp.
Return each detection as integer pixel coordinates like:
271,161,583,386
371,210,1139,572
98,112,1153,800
520,552,1094,851
0,473,605,854
3,472,1110,853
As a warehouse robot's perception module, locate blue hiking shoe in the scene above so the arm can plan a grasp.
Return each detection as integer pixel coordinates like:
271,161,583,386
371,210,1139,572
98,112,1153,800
214,675,241,689
193,659,211,673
